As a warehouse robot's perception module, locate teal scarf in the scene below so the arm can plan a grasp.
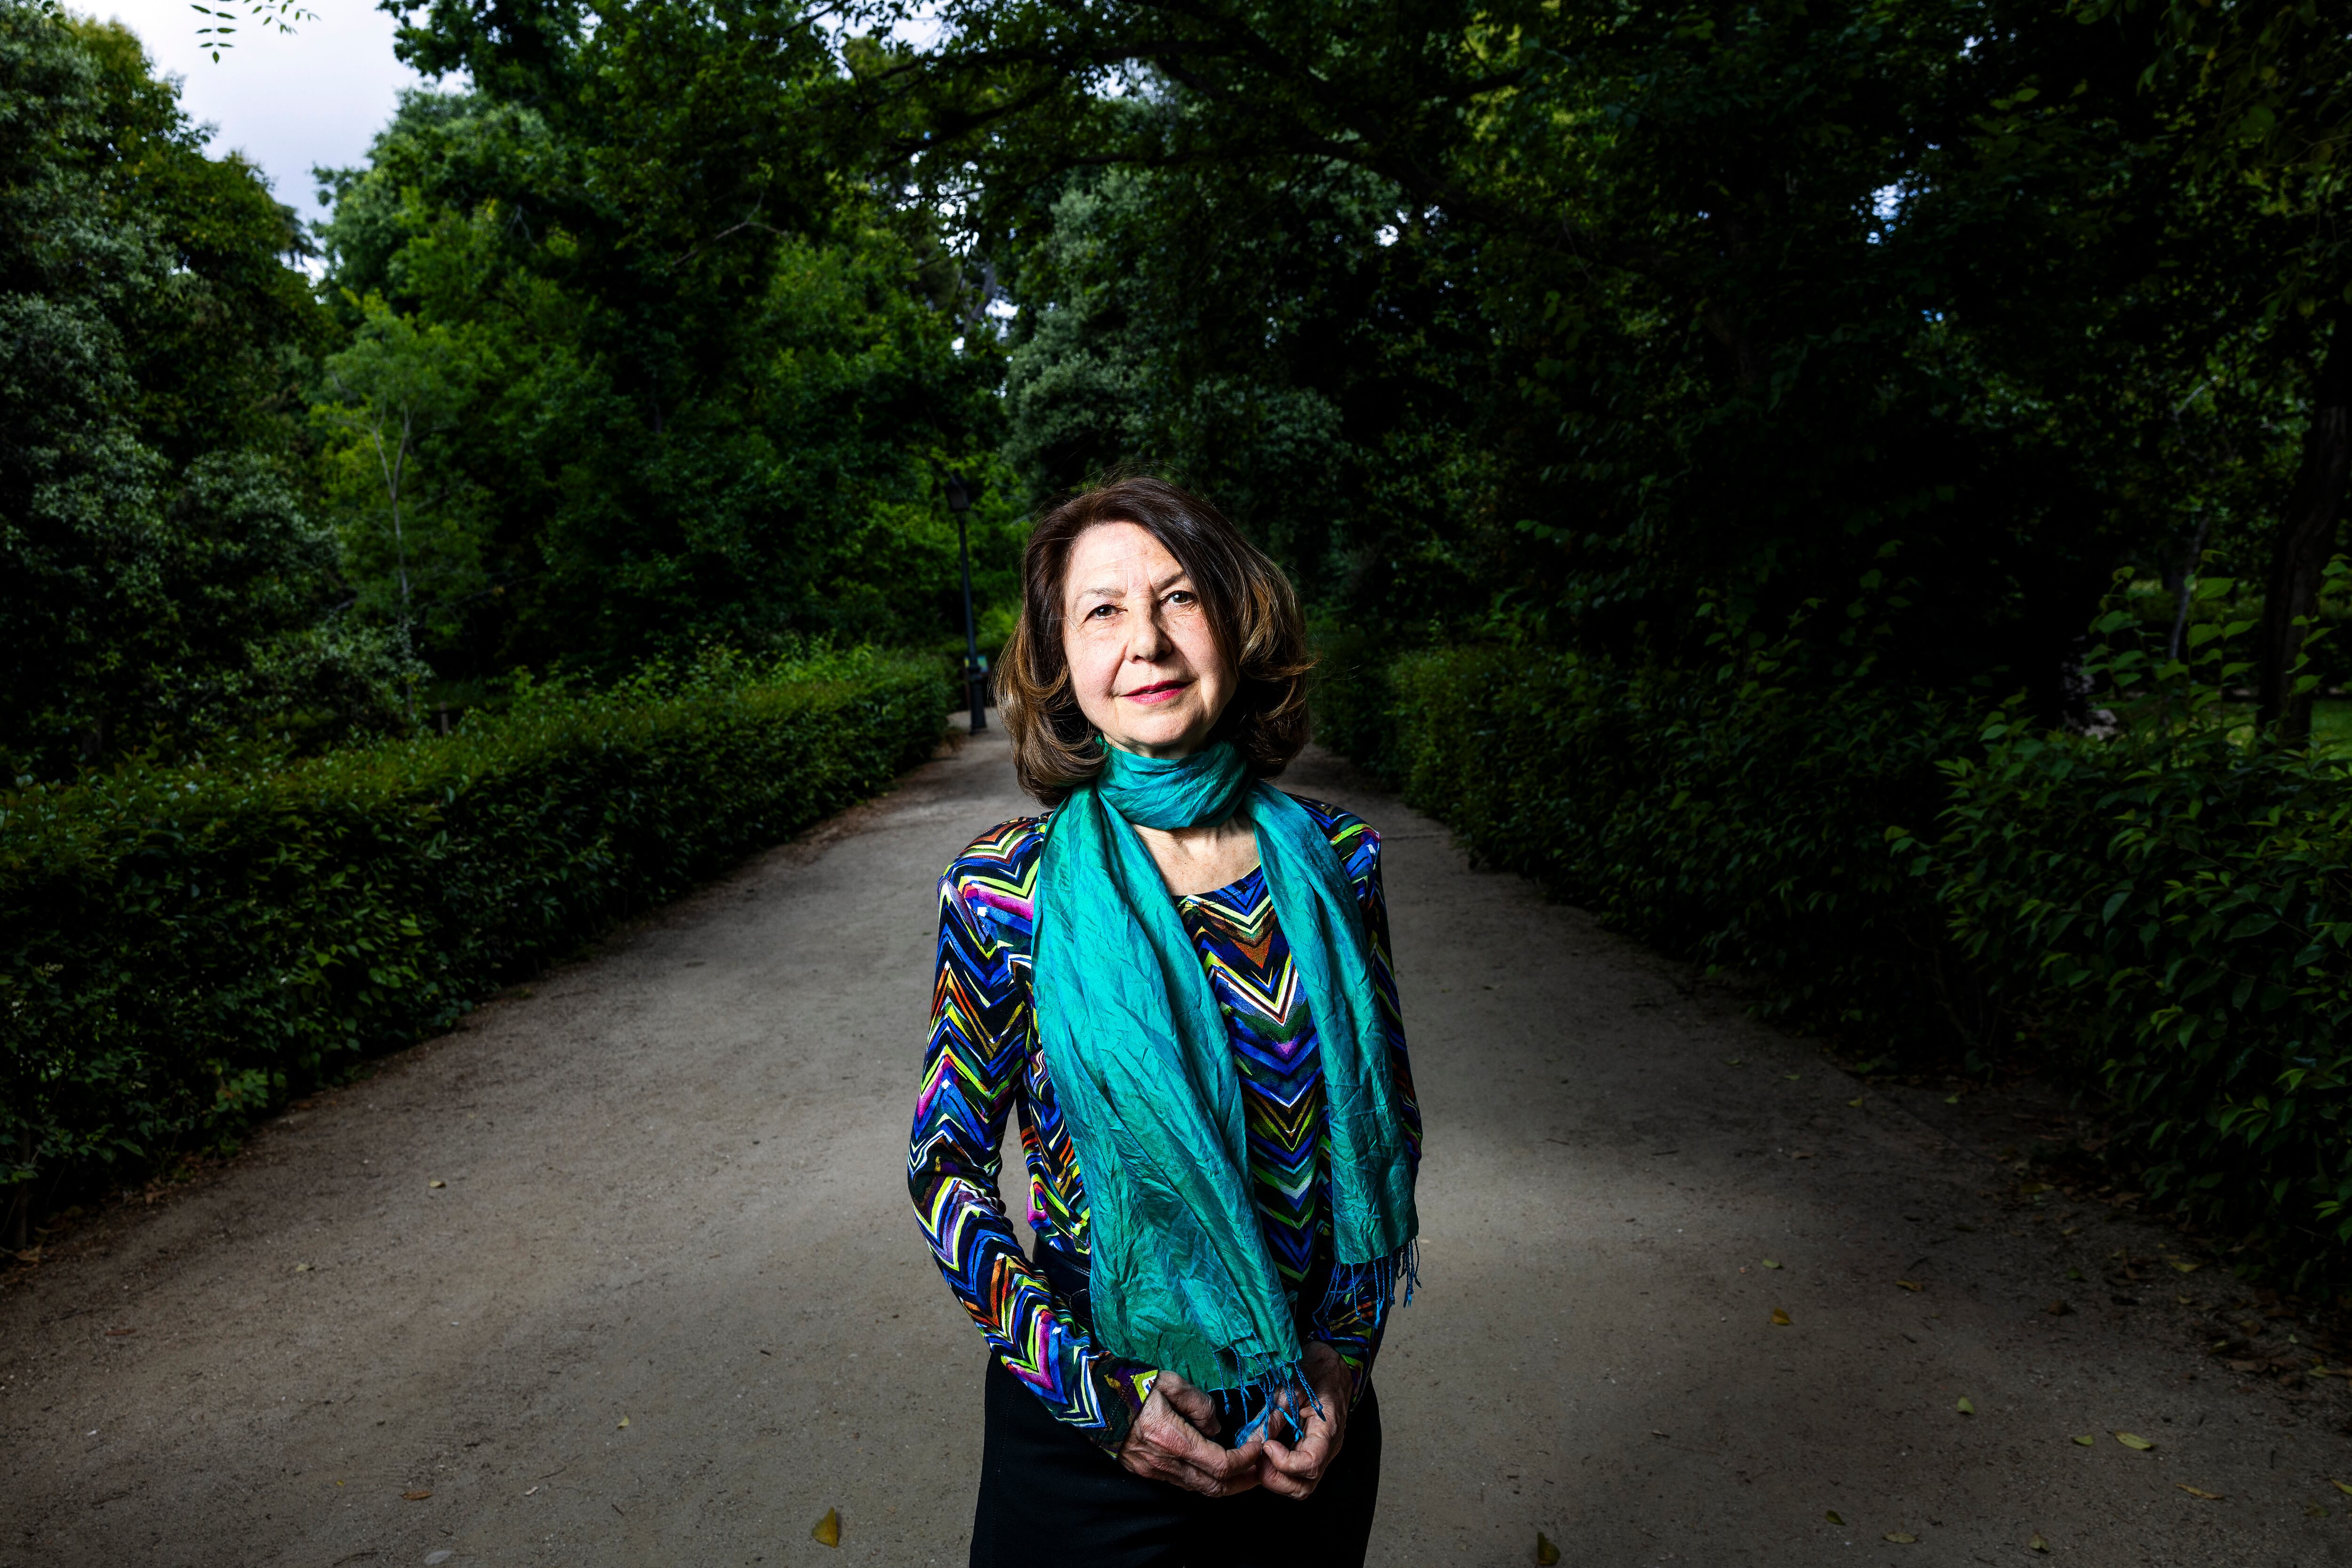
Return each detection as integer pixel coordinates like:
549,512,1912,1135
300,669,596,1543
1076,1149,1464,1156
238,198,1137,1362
1033,739,1419,1396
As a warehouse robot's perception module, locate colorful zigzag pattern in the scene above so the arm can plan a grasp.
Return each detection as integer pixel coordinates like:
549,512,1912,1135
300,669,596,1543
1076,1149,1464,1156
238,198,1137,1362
907,794,1421,1450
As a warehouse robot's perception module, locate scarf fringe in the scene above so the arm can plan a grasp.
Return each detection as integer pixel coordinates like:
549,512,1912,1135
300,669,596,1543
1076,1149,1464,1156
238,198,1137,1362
1319,1237,1421,1325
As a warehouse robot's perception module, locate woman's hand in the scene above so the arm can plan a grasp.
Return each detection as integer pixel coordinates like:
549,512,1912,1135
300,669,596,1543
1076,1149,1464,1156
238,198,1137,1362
1118,1369,1265,1496
1256,1341,1351,1500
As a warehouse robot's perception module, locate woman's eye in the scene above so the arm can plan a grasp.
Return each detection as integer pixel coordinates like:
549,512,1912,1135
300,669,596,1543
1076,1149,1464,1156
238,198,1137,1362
1165,590,1196,607
1087,604,1118,620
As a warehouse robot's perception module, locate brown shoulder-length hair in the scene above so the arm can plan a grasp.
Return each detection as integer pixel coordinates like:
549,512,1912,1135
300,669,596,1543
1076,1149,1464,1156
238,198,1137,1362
996,477,1314,806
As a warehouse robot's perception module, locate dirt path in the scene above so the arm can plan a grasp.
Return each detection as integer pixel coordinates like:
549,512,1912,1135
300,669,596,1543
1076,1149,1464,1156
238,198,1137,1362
4,726,2346,1567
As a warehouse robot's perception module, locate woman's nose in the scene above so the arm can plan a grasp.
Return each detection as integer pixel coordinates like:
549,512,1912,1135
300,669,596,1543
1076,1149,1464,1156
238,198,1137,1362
1126,605,1173,660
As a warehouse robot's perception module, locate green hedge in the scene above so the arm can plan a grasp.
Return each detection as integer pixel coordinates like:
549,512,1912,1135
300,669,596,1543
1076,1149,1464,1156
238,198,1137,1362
1320,594,2352,1289
0,649,944,1220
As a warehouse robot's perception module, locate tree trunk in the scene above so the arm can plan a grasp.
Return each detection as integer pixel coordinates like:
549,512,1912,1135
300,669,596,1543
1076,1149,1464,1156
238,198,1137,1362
2257,300,2352,746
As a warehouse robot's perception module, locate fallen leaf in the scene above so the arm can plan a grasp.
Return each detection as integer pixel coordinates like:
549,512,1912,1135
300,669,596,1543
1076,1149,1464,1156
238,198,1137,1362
1762,1258,1783,1269
2333,1479,2352,1497
1885,1532,1918,1544
1896,1279,1923,1292
616,1416,630,1429
402,1489,432,1501
1724,1058,1743,1067
2018,1182,2051,1196
2029,1534,2049,1552
2175,1484,2225,1500
1771,1308,1792,1326
2045,1299,2072,1316
428,1180,445,1189
292,1263,312,1273
12,1246,40,1264
1791,1150,1814,1160
1943,1094,1959,1105
2308,1503,2331,1519
1784,1073,1803,1081
1825,1511,1845,1526
2072,1435,2096,1446
812,1508,841,1548
1956,1397,1976,1415
2168,1259,2201,1274
425,1553,453,1566
1847,1097,1864,1108
104,1327,135,1337
2115,1432,2154,1450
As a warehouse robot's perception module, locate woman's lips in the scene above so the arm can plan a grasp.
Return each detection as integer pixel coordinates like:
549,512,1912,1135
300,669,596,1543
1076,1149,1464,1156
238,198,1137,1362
1120,680,1187,705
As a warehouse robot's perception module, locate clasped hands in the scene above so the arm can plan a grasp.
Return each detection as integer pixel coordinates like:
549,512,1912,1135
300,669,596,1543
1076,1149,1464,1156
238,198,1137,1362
1116,1339,1350,1500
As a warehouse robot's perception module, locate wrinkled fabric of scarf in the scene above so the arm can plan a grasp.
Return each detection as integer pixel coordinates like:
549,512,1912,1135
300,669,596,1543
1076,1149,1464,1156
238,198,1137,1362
1033,739,1419,1398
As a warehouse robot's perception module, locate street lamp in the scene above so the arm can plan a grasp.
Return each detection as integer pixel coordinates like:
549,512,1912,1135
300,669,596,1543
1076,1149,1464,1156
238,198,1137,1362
945,471,986,732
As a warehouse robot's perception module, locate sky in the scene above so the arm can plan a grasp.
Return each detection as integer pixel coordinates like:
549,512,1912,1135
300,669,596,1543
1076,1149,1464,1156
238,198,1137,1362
84,0,441,225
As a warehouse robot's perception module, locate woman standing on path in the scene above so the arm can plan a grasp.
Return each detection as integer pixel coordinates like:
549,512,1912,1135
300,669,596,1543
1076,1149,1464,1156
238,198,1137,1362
908,478,1423,1568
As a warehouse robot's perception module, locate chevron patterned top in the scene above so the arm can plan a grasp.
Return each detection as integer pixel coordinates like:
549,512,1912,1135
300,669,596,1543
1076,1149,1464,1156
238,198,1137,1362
908,793,1421,1453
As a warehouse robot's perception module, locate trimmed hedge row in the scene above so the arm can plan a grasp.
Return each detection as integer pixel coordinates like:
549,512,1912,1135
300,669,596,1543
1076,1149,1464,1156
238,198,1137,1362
1320,615,2352,1289
0,650,945,1221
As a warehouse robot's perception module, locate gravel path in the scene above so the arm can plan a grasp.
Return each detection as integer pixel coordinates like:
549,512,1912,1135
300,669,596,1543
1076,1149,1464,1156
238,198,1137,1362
4,725,2346,1567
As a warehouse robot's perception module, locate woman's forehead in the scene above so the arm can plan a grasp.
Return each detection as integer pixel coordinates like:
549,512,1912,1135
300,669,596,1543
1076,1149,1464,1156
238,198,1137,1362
1065,521,1184,595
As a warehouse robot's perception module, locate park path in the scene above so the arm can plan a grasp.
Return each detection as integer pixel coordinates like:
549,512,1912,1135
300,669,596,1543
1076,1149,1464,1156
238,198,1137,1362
2,725,2345,1568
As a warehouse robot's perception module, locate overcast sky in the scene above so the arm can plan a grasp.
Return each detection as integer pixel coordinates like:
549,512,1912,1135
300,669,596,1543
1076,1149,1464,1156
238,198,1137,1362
85,0,440,225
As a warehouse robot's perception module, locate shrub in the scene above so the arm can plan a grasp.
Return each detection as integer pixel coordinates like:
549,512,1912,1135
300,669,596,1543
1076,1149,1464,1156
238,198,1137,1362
1920,579,2352,1287
0,648,944,1223
1324,573,2352,1288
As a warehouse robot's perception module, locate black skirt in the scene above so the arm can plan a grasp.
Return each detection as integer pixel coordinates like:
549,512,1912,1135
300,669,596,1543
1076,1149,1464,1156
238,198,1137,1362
968,1243,1384,1568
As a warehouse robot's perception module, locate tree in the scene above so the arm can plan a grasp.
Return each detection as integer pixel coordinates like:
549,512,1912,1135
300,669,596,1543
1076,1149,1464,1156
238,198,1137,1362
0,2,389,779
316,295,481,717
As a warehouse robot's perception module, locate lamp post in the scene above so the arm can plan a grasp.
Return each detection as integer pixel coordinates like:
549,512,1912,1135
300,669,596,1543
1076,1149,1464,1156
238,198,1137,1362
945,471,986,732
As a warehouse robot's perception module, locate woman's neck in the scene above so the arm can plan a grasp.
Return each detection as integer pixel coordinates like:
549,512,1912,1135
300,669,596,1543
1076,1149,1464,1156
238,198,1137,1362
1130,807,1261,898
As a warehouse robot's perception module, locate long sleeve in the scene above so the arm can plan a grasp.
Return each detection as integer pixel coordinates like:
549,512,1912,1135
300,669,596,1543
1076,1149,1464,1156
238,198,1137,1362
1308,821,1421,1398
908,853,1152,1454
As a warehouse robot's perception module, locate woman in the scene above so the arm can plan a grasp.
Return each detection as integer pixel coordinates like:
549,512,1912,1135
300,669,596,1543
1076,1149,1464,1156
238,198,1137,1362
908,478,1422,1567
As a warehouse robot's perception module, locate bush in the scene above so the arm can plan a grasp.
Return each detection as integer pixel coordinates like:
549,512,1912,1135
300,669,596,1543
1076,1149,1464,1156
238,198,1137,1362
1343,638,1973,1047
1921,580,2352,1288
1322,578,2352,1288
0,648,944,1222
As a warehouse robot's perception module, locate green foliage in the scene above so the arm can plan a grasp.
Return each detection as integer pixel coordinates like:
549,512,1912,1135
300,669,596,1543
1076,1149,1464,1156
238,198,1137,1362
0,649,943,1211
1922,567,2352,1288
0,2,391,779
1328,637,1968,1046
312,19,1017,680
1332,566,2352,1287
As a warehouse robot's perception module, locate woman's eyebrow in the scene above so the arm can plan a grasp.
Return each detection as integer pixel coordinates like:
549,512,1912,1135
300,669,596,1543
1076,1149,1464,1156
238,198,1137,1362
1150,570,1192,594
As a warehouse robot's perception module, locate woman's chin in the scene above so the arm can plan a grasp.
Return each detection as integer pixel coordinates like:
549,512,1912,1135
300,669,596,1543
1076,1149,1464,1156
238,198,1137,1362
1107,710,1212,756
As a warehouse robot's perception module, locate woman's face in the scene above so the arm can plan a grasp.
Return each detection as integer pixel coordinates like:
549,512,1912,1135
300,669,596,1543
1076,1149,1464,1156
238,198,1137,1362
1060,521,1234,759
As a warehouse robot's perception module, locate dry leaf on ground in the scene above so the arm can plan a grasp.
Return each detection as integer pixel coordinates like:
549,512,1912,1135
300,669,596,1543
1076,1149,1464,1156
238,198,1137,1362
2072,1435,2096,1446
1896,1280,1923,1292
428,1180,445,1189
1884,1532,1918,1544
402,1489,432,1501
1956,1397,1976,1415
1825,1511,1845,1526
2332,1479,2352,1497
2044,1299,2071,1315
1535,1532,1560,1565
616,1416,630,1429
1771,1308,1792,1326
2029,1533,2050,1552
812,1507,841,1547
2115,1432,2154,1450
1762,1259,1782,1269
2176,1484,2225,1500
